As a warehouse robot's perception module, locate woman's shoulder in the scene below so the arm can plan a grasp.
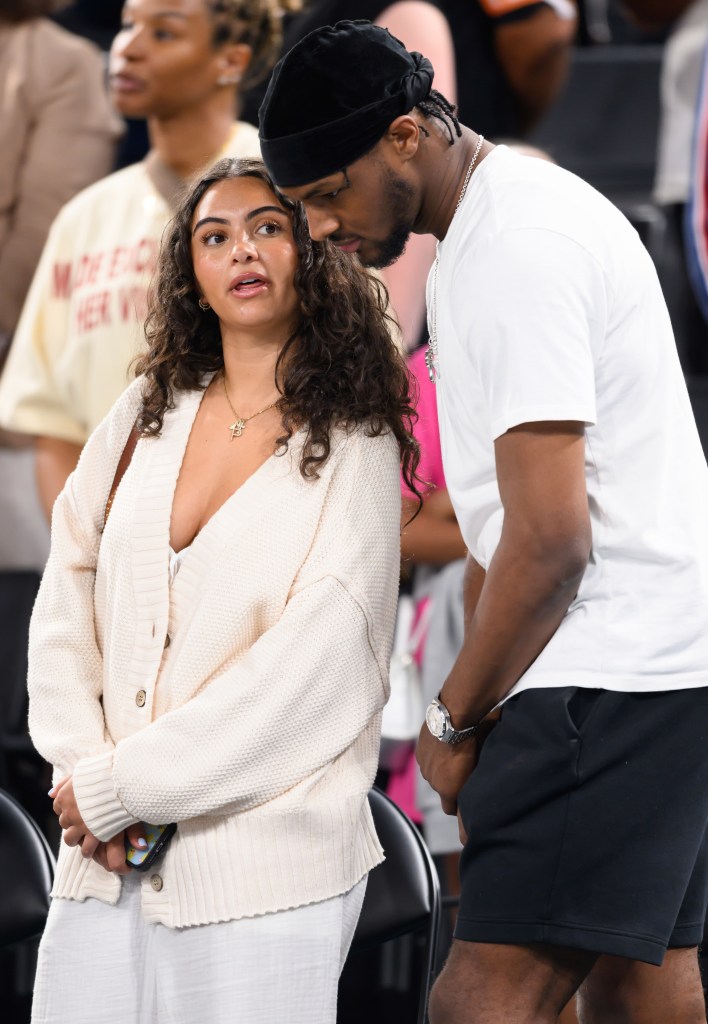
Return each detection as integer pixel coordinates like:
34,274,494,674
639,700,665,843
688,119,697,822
92,377,147,449
328,422,400,476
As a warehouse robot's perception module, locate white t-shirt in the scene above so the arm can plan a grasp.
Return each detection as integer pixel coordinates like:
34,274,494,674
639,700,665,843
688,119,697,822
431,144,708,698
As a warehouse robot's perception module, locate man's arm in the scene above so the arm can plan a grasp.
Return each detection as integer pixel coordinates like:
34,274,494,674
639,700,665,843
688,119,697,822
417,420,591,813
35,436,82,522
401,493,467,565
494,4,578,131
620,0,695,28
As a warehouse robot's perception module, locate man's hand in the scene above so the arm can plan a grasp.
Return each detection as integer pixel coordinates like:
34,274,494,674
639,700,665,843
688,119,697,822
417,712,500,816
416,724,485,815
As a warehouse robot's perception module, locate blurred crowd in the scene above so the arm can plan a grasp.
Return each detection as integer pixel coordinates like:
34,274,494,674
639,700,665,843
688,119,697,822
1,0,707,1020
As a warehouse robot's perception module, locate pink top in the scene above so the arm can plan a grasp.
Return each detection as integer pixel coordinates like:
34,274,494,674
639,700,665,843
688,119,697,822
388,347,448,822
402,345,446,498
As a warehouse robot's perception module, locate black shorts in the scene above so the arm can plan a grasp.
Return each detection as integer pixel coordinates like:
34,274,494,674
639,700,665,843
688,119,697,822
456,686,708,965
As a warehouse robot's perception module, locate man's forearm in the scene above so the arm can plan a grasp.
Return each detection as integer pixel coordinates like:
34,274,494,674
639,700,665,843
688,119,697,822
35,436,83,523
401,500,467,565
620,0,694,27
496,8,577,130
440,532,588,727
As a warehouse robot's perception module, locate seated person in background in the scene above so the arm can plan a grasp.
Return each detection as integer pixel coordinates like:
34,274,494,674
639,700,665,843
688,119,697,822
30,157,418,1024
0,0,298,521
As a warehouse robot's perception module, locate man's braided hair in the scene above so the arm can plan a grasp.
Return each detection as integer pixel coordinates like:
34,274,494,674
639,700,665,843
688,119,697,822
417,88,462,146
208,0,301,89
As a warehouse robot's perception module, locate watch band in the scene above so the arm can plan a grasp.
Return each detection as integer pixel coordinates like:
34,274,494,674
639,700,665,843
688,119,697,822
427,696,479,745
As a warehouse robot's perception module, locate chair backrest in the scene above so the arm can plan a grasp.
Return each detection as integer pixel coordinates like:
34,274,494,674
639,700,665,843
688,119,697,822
529,46,663,200
0,571,41,736
0,789,55,946
354,787,440,949
352,788,441,1024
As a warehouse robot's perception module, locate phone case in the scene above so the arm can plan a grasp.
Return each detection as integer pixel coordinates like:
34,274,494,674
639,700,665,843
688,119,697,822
125,823,177,871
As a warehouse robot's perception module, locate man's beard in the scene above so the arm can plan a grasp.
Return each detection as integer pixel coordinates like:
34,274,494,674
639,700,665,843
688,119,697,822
362,169,415,269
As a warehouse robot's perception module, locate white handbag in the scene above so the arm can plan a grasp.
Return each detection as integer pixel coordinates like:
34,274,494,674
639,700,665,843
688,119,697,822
380,596,432,772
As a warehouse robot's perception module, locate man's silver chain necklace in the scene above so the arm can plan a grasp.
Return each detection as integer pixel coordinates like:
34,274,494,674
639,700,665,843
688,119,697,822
425,135,484,384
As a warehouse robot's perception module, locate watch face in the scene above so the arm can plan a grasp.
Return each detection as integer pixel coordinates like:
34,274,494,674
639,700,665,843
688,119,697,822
426,702,446,738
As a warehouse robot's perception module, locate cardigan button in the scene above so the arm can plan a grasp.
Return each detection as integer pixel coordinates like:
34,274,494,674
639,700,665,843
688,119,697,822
150,874,163,892
164,633,171,649
135,689,146,708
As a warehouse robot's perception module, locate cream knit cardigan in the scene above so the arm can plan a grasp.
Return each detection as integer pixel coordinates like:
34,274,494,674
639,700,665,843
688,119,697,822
28,377,401,927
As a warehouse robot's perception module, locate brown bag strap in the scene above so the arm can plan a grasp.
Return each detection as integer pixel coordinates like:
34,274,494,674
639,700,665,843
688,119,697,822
103,426,140,530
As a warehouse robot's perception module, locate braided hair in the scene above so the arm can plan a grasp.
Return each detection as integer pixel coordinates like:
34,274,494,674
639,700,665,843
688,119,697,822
207,0,302,89
417,88,462,146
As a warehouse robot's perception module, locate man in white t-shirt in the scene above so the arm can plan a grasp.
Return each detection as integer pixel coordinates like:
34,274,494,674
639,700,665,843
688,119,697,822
259,20,708,1024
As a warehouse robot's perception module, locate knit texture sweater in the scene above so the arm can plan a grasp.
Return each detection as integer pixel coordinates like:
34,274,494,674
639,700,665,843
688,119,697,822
28,377,401,926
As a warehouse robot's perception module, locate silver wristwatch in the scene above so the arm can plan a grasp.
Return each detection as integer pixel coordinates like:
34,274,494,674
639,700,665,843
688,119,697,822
425,696,479,745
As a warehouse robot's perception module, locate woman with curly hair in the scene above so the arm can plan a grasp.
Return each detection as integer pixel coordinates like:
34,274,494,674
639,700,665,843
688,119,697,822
28,158,419,1023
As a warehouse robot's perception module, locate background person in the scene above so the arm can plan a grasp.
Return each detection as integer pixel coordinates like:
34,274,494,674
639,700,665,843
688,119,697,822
0,0,296,522
258,22,708,1023
437,0,577,139
0,0,121,571
28,157,417,1024
0,0,120,366
622,0,708,373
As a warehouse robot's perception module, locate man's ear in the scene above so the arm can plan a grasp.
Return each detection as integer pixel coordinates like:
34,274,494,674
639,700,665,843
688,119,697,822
386,115,422,164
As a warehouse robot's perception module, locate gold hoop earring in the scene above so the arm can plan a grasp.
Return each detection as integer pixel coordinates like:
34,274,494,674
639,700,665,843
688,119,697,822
198,299,210,311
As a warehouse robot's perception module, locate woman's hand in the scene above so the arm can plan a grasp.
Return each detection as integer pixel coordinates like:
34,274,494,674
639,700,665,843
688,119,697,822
50,777,145,874
91,833,134,876
50,776,94,850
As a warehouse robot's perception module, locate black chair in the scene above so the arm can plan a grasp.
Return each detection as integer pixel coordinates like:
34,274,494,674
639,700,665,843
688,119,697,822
0,571,42,790
350,787,441,1024
0,788,55,948
529,46,663,199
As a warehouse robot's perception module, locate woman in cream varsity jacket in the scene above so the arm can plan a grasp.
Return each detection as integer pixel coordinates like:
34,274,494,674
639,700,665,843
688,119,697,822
28,159,419,1023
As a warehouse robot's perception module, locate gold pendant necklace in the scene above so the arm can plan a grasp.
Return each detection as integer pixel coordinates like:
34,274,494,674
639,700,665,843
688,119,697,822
221,373,278,441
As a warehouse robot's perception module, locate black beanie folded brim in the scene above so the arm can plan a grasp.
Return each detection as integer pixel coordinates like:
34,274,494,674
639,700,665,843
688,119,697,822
259,20,434,188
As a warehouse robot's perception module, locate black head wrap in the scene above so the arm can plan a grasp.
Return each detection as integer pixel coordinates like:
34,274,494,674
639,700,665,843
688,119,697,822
258,20,434,188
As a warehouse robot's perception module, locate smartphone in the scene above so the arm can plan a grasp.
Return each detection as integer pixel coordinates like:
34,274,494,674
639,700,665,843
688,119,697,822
125,823,176,871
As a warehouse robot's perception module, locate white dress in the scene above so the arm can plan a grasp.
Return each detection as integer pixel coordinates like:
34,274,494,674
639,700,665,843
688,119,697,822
31,545,367,1023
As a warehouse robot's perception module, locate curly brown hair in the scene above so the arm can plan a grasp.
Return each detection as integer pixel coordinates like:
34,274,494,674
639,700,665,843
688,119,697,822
208,1,302,90
136,157,421,496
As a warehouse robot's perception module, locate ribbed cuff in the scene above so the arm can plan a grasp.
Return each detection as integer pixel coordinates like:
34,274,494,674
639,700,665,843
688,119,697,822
73,750,138,841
